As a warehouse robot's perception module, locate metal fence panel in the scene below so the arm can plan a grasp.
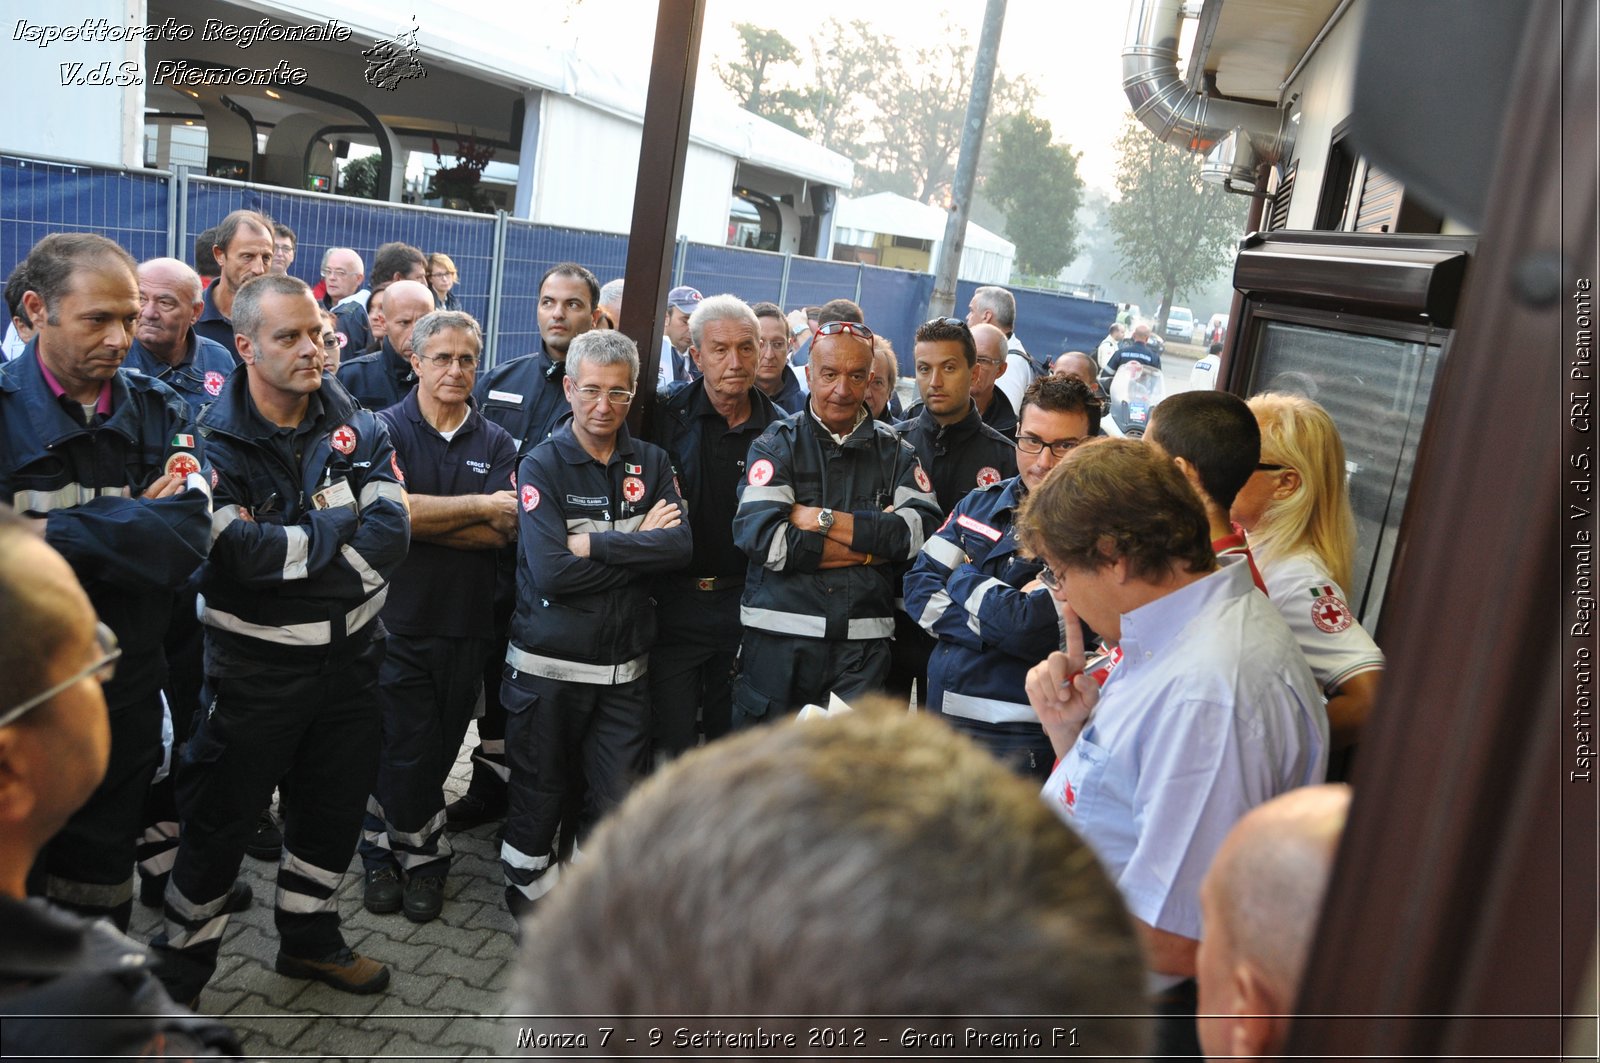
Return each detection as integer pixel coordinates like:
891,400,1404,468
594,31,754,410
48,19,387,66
680,243,785,306
1,155,170,280
954,279,1118,367
783,257,868,317
183,176,499,331
858,266,937,371
496,221,629,363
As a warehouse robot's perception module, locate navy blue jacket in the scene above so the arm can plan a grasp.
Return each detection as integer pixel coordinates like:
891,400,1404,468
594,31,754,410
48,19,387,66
1107,341,1161,373
473,352,571,461
733,409,941,642
509,419,692,683
332,301,374,357
892,401,1019,515
760,365,807,415
336,339,415,411
901,476,1058,726
124,331,236,418
196,371,410,665
0,346,212,703
907,388,1019,437
191,283,241,365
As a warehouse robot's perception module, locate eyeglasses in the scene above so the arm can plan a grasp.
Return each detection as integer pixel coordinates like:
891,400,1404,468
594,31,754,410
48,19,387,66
321,336,340,352
0,621,121,728
1256,462,1287,471
420,353,479,370
1037,565,1062,592
321,268,354,279
428,271,456,280
572,385,635,405
1016,434,1084,458
758,339,789,353
923,316,971,331
815,321,875,341
974,356,1005,369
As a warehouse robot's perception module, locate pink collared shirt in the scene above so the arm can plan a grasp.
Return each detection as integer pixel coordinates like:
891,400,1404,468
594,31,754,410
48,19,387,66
37,350,112,415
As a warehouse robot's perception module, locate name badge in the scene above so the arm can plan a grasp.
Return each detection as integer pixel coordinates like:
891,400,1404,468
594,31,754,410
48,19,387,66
312,479,358,512
488,390,523,404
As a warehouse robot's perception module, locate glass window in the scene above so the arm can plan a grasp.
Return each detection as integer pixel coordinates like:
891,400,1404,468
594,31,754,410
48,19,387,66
1246,316,1446,628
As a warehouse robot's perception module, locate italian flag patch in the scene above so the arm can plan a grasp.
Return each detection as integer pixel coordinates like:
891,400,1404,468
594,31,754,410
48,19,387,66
171,433,195,448
1309,584,1337,599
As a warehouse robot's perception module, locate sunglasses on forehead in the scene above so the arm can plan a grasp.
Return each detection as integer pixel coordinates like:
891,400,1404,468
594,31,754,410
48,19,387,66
923,316,970,331
815,321,875,342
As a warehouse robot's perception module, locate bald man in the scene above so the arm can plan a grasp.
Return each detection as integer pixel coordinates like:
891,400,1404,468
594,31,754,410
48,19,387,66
969,322,1018,434
125,258,236,418
336,279,435,410
1197,783,1351,1061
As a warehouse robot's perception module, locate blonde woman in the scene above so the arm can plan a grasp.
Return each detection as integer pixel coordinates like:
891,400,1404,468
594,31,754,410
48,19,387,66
426,252,462,311
1232,393,1384,750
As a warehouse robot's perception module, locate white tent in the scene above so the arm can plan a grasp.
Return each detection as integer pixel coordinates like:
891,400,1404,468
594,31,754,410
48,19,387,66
831,192,1016,283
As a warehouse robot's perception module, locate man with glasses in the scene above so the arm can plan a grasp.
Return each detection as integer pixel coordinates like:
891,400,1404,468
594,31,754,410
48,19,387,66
358,311,516,924
1019,438,1324,1060
500,330,691,916
0,507,242,1059
318,248,366,311
649,295,783,761
332,242,427,361
971,322,1019,434
903,377,1098,780
751,301,805,413
193,210,275,364
731,318,940,724
887,317,1018,710
455,262,604,834
151,273,409,1002
0,233,212,931
270,224,297,276
337,279,433,410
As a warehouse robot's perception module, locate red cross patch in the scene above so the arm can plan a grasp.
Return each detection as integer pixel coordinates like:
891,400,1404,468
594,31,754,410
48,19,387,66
976,466,1001,487
623,476,646,504
335,332,348,348
521,484,540,512
748,459,774,487
165,452,200,479
203,370,225,396
913,464,932,493
1311,591,1354,633
390,453,406,484
330,425,357,455
1062,777,1078,813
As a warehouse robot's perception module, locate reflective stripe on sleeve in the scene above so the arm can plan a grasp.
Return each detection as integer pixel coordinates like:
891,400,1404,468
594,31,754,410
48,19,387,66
359,480,406,508
281,526,311,580
963,577,1009,637
920,534,965,570
340,543,387,594
741,485,796,506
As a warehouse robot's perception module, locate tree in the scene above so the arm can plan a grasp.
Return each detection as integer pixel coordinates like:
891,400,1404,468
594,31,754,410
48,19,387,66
790,19,878,159
1107,118,1247,336
716,23,801,118
337,153,381,200
986,111,1085,278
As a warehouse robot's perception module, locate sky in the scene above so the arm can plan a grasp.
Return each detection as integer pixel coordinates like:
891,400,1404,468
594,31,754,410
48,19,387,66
446,0,1140,195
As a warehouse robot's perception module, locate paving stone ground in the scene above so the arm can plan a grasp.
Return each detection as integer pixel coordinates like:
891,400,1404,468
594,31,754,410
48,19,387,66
128,722,522,1061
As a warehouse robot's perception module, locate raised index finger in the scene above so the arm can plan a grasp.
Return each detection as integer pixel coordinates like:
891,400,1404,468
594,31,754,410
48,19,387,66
1056,593,1086,665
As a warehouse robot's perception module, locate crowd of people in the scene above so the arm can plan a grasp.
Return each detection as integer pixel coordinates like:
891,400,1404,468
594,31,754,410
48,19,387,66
0,212,1384,1060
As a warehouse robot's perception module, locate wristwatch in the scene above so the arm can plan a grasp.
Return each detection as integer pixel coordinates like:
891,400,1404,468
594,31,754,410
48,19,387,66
817,508,835,533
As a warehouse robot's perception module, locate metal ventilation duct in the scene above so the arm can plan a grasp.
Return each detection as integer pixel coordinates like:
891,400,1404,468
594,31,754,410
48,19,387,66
1121,0,1294,162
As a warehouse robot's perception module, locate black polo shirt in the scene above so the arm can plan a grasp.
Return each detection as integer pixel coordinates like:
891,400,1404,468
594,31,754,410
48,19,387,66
192,283,241,365
686,387,768,578
378,389,516,639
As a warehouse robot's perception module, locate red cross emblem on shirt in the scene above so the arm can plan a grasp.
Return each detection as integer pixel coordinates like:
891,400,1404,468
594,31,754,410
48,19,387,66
330,425,357,455
1311,591,1353,633
623,476,646,504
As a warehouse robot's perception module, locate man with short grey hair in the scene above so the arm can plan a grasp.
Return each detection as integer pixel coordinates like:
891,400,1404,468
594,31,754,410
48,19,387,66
358,310,516,924
597,278,624,329
319,248,366,311
967,284,1035,412
649,295,782,759
500,329,691,916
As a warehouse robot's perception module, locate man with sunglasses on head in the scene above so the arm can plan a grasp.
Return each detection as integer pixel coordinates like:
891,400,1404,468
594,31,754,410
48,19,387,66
500,330,691,916
903,377,1099,780
0,234,212,932
358,311,516,924
0,507,241,1059
731,318,940,725
885,317,1018,710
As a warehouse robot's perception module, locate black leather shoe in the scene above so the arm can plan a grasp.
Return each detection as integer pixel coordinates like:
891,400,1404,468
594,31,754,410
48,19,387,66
275,946,389,994
363,867,402,915
403,873,445,924
244,808,282,861
444,791,506,831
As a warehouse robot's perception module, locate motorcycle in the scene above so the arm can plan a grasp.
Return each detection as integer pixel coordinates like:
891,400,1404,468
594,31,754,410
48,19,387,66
1106,360,1165,438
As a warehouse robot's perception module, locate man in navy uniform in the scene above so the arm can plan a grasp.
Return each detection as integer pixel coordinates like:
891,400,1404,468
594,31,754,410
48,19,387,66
730,320,941,723
501,329,691,915
152,273,409,1002
751,301,806,414
450,262,603,831
903,376,1099,780
649,295,782,759
336,278,433,410
192,210,274,363
358,310,516,923
0,233,212,931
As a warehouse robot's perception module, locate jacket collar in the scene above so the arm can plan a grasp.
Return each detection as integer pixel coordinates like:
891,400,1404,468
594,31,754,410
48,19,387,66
551,416,638,466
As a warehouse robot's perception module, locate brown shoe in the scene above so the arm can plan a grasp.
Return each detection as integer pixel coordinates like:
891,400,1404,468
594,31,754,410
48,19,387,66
274,946,390,994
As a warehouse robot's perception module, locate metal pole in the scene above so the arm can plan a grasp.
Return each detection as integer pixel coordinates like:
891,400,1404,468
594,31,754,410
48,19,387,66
930,0,1007,318
166,167,181,261
174,166,190,267
486,209,509,368
779,250,792,308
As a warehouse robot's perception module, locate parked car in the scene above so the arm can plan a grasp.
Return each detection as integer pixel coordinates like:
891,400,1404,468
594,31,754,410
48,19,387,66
1163,306,1197,343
